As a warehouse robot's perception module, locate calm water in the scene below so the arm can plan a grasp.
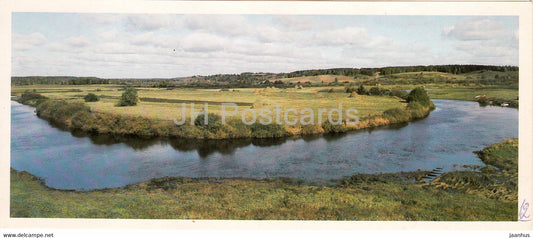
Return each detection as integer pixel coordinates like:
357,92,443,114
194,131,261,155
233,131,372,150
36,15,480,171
10,100,518,190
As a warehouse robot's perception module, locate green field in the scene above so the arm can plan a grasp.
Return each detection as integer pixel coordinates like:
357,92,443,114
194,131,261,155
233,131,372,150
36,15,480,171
10,139,518,220
13,84,431,139
12,85,403,122
12,69,519,122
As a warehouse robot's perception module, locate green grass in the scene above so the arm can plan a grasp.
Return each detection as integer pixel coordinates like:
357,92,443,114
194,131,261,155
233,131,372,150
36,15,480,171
426,87,518,102
475,138,518,172
431,138,518,201
14,85,426,139
10,168,516,220
12,85,404,122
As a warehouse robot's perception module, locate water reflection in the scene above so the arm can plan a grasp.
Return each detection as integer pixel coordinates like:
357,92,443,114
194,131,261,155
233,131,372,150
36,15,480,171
62,121,410,157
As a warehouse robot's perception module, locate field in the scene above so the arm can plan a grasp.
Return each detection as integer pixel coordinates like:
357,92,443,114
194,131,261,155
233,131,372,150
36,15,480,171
12,85,403,123
10,139,518,220
426,87,518,102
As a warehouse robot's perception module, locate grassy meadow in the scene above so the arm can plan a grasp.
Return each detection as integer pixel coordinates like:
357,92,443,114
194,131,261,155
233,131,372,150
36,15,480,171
13,83,431,139
12,85,403,122
10,139,518,220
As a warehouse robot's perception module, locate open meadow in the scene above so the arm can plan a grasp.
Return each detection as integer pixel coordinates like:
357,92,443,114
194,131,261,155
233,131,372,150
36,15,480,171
11,85,404,123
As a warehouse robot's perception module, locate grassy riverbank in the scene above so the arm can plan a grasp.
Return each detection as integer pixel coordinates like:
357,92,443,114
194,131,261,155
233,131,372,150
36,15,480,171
12,86,434,139
10,139,518,220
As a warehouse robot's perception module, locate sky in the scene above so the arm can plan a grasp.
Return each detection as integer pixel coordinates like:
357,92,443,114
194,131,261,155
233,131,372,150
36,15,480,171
12,13,518,78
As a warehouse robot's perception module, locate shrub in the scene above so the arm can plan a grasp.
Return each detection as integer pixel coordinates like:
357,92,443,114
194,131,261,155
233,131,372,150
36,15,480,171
84,93,99,102
194,112,247,138
383,107,411,123
19,91,48,105
322,120,348,133
117,87,139,106
368,87,381,96
406,87,431,107
345,86,357,93
368,87,391,96
225,119,252,138
390,90,408,99
301,124,325,135
356,85,367,95
250,123,286,138
36,100,91,127
174,124,204,139
194,113,222,130
407,101,434,119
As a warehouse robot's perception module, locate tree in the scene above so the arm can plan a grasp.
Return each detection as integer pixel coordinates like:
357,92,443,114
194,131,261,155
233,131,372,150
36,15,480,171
84,93,99,102
356,85,367,95
406,87,431,107
194,112,222,133
368,87,382,96
117,87,139,106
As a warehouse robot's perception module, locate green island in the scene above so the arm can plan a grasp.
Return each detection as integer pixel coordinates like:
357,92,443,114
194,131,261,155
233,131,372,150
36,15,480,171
10,65,519,220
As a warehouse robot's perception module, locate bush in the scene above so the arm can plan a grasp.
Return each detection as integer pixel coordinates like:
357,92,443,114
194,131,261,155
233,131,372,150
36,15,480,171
322,120,348,133
117,87,139,106
36,100,91,127
383,107,411,123
250,123,286,138
194,113,223,133
407,101,434,119
368,87,391,96
345,86,357,93
84,93,99,102
19,91,48,105
390,90,408,99
356,85,367,95
301,124,325,135
406,87,431,107
225,119,252,138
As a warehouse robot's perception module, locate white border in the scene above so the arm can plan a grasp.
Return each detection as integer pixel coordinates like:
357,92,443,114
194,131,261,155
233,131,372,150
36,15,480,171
1,0,532,231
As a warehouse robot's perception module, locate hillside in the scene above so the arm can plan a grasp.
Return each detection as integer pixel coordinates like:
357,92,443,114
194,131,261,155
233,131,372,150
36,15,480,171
11,65,518,88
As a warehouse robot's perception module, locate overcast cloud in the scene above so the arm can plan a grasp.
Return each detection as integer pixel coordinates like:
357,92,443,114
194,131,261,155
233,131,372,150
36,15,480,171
12,14,518,78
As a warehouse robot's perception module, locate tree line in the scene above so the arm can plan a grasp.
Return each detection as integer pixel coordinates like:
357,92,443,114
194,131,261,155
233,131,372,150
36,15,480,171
11,64,518,86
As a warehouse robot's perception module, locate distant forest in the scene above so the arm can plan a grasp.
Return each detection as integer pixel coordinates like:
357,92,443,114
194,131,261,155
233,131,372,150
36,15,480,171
12,64,518,88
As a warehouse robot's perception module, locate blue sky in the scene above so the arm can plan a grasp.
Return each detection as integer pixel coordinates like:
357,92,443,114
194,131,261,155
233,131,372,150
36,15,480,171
12,13,518,78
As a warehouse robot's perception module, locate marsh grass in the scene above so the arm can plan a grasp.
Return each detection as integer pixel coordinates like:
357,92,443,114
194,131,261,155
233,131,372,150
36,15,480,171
10,166,516,220
429,138,518,201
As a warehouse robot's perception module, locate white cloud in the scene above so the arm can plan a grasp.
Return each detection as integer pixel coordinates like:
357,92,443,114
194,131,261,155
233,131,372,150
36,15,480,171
65,36,90,47
444,17,506,41
81,14,124,24
453,41,516,58
129,32,180,49
310,27,369,46
272,15,321,31
180,33,229,52
12,33,46,51
254,24,289,43
125,15,181,31
96,29,120,42
183,15,252,36
11,14,519,78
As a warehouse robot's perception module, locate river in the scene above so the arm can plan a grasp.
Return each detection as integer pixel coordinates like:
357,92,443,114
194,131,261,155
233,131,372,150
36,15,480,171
10,100,518,190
